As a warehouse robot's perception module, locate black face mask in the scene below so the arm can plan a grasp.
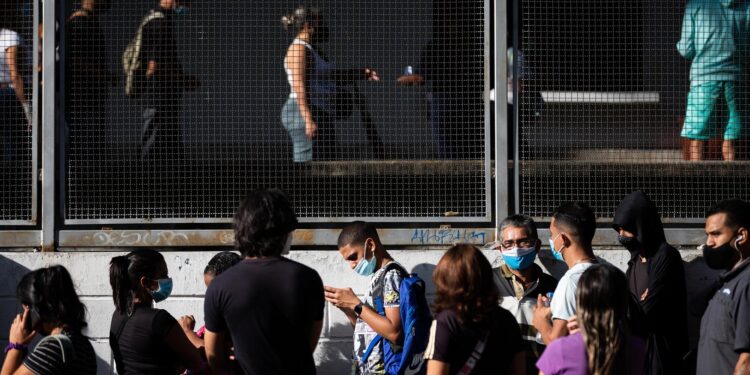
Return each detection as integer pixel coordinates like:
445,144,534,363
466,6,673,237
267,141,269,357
618,235,641,254
702,238,741,270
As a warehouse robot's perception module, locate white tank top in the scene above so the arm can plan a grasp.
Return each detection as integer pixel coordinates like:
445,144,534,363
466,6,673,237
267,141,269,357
0,29,21,85
284,38,311,99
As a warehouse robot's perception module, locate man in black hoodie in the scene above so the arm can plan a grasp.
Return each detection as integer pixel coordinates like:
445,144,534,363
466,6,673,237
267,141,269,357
612,191,688,374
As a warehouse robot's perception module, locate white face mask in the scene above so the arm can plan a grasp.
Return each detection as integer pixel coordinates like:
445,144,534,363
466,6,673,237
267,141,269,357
281,233,293,255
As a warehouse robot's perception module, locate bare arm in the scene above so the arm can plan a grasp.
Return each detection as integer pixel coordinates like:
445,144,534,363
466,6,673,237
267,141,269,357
163,323,203,371
510,351,525,375
324,286,403,344
1,350,35,375
1,310,37,375
358,306,403,344
532,294,569,344
5,46,25,104
310,319,323,352
146,60,157,77
735,353,750,375
537,319,569,345
425,359,450,375
178,315,204,349
204,329,230,374
286,43,316,139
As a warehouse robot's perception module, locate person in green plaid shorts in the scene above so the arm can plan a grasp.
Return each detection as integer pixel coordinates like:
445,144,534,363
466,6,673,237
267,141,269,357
677,0,750,161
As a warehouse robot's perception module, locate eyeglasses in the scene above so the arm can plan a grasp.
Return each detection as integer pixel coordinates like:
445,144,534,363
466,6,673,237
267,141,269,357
500,238,535,249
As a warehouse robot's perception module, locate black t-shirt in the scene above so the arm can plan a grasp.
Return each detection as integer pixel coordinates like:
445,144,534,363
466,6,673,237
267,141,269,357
204,257,325,375
629,259,649,299
109,305,180,375
425,306,524,375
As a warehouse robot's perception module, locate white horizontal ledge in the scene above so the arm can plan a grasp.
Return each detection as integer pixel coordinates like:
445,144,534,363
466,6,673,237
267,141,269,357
541,91,660,104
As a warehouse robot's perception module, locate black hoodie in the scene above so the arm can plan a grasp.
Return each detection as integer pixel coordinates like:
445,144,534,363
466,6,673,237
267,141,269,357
613,191,689,375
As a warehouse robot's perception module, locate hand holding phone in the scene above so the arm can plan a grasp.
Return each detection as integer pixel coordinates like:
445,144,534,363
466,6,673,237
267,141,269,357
10,307,38,345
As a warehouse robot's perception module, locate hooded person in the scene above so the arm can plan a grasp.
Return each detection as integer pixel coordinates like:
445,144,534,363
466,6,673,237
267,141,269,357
612,191,689,375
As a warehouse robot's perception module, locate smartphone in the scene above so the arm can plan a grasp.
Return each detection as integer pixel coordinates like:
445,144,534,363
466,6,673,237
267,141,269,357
24,306,41,333
543,292,554,307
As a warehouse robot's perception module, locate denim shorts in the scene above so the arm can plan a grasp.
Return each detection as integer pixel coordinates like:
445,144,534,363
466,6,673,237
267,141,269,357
281,98,312,163
682,81,743,140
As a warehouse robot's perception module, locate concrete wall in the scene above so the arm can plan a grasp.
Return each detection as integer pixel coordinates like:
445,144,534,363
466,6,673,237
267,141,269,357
0,248,717,375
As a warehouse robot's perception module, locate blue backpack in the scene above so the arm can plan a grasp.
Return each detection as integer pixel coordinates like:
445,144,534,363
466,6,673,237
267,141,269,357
361,263,432,375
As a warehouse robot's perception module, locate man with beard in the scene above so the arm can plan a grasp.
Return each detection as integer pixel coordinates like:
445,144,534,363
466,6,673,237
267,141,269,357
697,199,750,375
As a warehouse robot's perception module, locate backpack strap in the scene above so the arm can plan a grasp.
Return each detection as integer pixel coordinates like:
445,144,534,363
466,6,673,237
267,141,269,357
360,335,383,366
37,333,74,364
456,332,491,375
360,262,407,366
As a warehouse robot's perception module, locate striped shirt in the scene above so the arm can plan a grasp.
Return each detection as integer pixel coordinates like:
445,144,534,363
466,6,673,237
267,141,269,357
23,332,96,375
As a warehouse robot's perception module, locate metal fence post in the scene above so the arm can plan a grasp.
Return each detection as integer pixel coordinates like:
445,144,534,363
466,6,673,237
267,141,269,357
495,0,509,238
41,0,56,252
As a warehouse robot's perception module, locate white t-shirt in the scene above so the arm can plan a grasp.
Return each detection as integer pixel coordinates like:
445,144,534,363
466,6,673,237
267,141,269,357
0,29,21,84
550,261,596,321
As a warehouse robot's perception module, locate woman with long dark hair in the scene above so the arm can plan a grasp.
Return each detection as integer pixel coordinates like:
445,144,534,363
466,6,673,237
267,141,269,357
280,5,379,162
1,265,96,375
108,249,206,374
424,244,525,375
537,264,646,375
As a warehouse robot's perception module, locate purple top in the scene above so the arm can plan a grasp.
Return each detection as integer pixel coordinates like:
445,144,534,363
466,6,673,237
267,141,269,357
536,332,646,375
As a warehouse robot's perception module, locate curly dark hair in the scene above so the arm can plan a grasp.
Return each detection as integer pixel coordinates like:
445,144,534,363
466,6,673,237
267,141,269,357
432,244,499,326
233,189,298,258
204,251,241,275
16,265,88,333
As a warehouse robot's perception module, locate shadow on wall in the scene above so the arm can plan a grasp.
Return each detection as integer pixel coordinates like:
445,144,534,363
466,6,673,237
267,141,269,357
0,256,112,375
0,255,31,352
410,263,437,294
316,322,355,374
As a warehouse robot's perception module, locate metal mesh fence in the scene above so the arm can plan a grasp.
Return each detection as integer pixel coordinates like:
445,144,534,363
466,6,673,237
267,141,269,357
517,0,750,221
0,1,35,223
62,0,489,223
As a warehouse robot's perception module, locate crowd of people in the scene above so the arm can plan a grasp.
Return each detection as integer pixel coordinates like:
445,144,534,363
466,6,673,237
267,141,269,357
0,190,749,375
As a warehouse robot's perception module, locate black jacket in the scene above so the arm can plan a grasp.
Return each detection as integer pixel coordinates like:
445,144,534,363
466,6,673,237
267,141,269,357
613,191,689,375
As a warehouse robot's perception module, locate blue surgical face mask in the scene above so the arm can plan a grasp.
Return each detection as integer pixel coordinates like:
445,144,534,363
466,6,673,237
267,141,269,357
150,278,173,303
502,246,537,270
353,244,377,277
549,234,565,262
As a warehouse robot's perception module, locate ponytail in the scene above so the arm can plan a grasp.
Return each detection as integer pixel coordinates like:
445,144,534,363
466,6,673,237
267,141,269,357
281,5,321,31
109,249,166,314
109,255,132,314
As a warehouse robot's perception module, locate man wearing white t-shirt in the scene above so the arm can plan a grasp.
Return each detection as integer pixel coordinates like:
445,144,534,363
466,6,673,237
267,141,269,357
532,202,598,345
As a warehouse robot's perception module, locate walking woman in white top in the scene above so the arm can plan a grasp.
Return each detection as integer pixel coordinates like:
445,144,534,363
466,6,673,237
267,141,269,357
281,6,378,163
0,12,29,163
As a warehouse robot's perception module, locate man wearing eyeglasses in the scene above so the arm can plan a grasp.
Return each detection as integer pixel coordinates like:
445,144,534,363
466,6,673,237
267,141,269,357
493,214,558,375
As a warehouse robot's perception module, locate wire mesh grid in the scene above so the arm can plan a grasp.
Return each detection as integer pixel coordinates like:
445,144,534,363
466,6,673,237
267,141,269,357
0,1,35,223
62,0,489,222
517,0,750,221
